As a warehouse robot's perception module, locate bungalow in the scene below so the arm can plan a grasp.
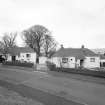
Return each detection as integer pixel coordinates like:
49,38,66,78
51,45,100,69
100,54,105,67
7,47,36,63
7,47,48,64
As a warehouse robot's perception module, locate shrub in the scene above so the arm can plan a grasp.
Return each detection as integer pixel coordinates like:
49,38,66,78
53,67,105,78
46,61,56,70
3,61,34,68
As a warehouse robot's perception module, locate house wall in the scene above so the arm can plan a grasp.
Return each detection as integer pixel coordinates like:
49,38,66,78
83,57,100,68
7,53,48,64
76,59,80,68
68,57,75,68
52,57,76,68
7,54,12,61
7,55,19,62
52,56,100,68
18,53,36,63
51,57,61,67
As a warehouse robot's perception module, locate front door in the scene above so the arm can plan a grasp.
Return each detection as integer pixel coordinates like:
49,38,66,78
80,59,84,68
12,56,16,61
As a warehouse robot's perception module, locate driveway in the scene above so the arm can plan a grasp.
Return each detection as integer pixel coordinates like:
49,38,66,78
0,66,105,105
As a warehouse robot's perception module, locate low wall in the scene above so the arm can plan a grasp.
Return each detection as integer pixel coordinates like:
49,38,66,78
36,64,49,71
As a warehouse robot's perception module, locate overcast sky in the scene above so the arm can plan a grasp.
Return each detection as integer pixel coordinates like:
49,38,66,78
0,0,105,48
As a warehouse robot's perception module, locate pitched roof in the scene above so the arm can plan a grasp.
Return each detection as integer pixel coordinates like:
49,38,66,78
8,47,35,55
100,54,105,59
53,48,98,59
91,48,105,54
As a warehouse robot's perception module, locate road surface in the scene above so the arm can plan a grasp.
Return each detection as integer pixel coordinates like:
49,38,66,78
0,66,105,105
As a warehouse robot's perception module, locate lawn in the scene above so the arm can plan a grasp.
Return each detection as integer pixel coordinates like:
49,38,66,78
0,86,43,105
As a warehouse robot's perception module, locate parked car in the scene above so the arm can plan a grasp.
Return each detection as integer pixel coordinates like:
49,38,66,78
0,55,6,63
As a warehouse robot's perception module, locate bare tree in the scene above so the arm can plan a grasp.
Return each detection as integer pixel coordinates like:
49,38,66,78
44,33,57,58
22,25,49,63
0,32,17,55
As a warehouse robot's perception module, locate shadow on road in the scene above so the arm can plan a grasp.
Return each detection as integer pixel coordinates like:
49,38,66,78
0,80,84,105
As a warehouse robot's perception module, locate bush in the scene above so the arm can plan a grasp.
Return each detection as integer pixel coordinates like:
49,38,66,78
3,61,34,68
46,61,56,70
52,67,105,78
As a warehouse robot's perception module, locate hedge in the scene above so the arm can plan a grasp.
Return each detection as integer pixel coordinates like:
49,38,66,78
3,61,34,68
46,61,56,70
50,67,105,78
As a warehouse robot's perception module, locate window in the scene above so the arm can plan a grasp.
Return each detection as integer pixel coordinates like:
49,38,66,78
70,59,73,61
90,58,95,62
62,58,68,63
26,54,30,58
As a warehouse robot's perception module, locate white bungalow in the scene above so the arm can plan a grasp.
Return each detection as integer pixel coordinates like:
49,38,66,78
7,47,36,63
100,54,105,67
51,45,100,69
7,47,48,64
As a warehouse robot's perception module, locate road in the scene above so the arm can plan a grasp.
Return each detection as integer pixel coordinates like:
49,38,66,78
0,66,105,105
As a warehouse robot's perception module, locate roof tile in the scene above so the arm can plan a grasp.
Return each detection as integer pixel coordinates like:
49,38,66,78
53,48,98,59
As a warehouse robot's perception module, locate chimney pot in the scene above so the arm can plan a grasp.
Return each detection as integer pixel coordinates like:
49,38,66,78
81,45,84,49
61,44,64,49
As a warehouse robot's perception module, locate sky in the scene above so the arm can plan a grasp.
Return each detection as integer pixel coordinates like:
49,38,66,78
0,0,105,48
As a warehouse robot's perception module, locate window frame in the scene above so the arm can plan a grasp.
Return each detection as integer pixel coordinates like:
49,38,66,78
26,54,31,58
62,57,68,63
90,58,95,62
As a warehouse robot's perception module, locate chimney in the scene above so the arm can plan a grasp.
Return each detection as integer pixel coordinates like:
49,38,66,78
81,45,85,49
61,44,64,49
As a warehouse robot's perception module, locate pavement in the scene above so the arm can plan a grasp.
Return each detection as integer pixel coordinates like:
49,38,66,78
0,66,105,105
